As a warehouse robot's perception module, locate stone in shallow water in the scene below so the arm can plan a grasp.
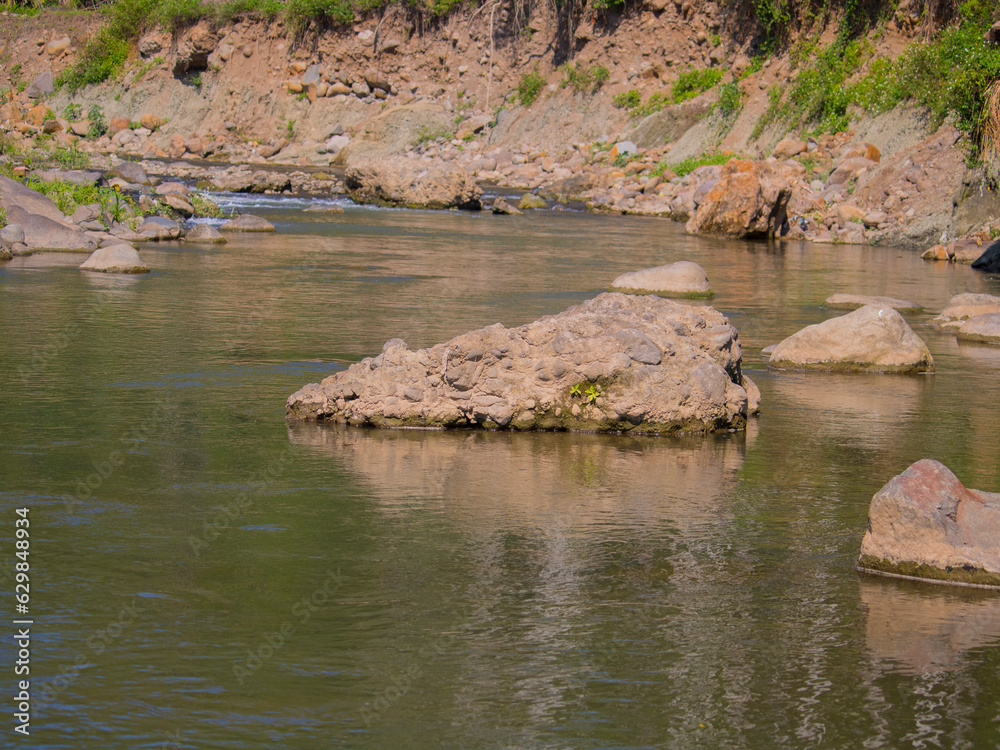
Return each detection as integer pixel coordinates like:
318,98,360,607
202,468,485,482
220,214,275,232
956,313,1000,344
768,305,934,373
824,293,922,313
287,292,759,434
610,261,712,297
859,459,1000,588
79,244,149,273
932,293,1000,329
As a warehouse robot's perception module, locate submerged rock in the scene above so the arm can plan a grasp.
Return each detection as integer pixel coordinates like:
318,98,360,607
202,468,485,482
769,305,934,373
824,293,923,313
931,293,1000,329
610,261,712,297
182,224,227,243
859,459,1000,588
79,244,149,273
220,214,275,232
287,292,758,434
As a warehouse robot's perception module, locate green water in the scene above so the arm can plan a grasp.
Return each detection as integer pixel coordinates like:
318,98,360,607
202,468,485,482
3,202,1000,749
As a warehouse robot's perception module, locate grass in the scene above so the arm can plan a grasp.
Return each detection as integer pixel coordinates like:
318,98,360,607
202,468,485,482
558,63,609,94
518,69,545,106
757,9,1000,149
672,68,723,103
655,152,735,178
23,177,140,222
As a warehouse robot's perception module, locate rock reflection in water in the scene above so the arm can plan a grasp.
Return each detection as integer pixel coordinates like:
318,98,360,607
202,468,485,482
859,576,1000,674
287,423,751,529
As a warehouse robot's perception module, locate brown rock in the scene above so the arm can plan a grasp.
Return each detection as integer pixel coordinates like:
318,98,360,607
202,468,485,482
769,305,934,373
286,292,758,433
25,104,53,127
107,117,130,137
931,293,1000,329
140,114,163,130
824,294,923,313
45,36,71,56
956,313,1000,344
773,137,807,160
345,158,482,210
839,142,881,164
169,134,186,159
610,261,712,297
859,459,1000,587
685,159,791,239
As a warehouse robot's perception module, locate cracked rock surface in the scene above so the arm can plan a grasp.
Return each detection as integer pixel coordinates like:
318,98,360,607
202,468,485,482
287,292,759,434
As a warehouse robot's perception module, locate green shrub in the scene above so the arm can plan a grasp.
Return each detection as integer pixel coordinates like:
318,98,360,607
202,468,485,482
657,152,736,178
518,69,545,106
52,145,91,170
717,81,742,118
63,103,83,121
672,68,723,103
612,89,641,110
87,105,108,139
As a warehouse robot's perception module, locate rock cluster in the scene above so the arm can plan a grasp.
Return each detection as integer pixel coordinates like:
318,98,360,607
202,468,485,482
287,292,759,434
931,293,1000,346
859,459,1000,588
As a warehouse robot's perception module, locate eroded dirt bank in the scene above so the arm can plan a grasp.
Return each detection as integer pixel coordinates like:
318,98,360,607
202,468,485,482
2,2,1000,253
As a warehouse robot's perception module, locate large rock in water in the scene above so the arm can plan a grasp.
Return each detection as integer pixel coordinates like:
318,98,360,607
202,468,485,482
6,205,98,252
79,244,149,273
971,239,1000,273
956,313,1000,344
931,293,1000,329
685,159,791,239
610,261,712,297
769,305,934,373
345,158,482,210
287,293,759,434
859,459,1000,587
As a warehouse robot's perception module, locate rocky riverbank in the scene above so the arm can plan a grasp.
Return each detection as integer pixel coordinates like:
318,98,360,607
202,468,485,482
3,4,1000,254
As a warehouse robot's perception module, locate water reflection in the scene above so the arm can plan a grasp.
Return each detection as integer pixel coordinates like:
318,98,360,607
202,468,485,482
287,423,750,529
859,576,1000,674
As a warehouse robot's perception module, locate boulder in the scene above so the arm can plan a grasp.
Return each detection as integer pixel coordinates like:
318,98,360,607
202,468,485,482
518,193,547,210
287,292,759,434
345,158,482,210
931,293,1000,329
772,138,807,159
107,161,155,186
685,159,791,239
208,169,292,193
824,294,923,313
1,223,25,250
163,193,195,216
182,224,226,243
79,244,149,273
220,214,275,232
140,114,163,131
955,313,1000,344
155,182,191,197
139,216,182,240
491,197,522,215
858,459,1000,588
610,261,712,297
971,239,1000,273
6,206,98,251
0,175,70,224
769,305,934,373
25,71,54,99
45,36,71,56
31,169,102,187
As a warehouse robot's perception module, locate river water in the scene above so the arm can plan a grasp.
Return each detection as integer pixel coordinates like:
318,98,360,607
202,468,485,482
2,198,1000,749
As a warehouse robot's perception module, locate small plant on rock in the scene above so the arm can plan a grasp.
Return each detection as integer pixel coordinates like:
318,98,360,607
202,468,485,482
517,69,545,106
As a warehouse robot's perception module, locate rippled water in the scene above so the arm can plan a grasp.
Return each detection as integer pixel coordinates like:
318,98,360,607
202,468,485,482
2,201,1000,749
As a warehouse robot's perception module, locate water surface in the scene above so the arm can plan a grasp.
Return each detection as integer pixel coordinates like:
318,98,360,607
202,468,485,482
2,203,1000,748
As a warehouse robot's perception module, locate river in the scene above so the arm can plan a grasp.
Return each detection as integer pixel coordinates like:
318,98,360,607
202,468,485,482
2,198,1000,748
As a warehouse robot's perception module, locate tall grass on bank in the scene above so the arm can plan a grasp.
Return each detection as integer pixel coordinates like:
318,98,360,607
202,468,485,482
759,12,1000,162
